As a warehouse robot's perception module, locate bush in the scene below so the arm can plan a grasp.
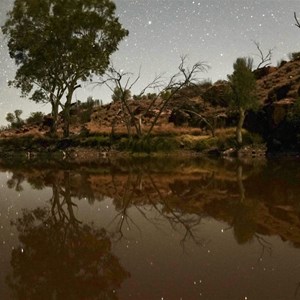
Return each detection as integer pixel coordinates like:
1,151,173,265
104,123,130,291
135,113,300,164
79,109,92,124
81,136,111,148
26,112,45,125
193,137,219,152
6,110,24,128
117,137,177,153
288,52,300,61
192,130,263,152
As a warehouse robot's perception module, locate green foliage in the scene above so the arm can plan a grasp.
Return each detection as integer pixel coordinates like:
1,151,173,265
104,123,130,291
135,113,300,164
227,57,258,110
133,92,157,101
161,89,172,100
2,0,128,136
0,135,53,151
146,93,158,100
77,97,101,124
227,57,258,145
112,87,131,102
5,113,15,124
79,97,101,110
81,136,111,148
26,112,44,125
192,131,263,152
118,137,177,153
133,94,142,101
6,109,24,128
192,137,219,152
288,51,300,61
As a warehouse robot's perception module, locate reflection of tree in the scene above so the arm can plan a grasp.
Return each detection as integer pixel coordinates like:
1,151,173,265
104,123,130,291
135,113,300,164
231,164,272,257
109,171,204,248
7,172,129,300
7,173,25,192
50,172,81,225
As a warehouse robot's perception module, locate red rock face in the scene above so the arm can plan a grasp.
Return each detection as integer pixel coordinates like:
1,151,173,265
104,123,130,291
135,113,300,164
272,98,295,126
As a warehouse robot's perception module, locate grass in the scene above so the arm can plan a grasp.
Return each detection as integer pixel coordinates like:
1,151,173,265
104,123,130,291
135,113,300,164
0,125,264,156
178,128,263,153
117,136,178,153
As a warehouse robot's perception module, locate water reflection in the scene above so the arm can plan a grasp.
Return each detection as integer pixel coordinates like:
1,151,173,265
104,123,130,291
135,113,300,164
6,171,129,300
5,158,300,247
2,157,300,299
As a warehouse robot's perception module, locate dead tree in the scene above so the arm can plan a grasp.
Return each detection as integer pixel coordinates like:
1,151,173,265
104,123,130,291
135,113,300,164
97,65,163,139
96,56,209,140
252,40,274,69
145,55,209,138
294,12,300,28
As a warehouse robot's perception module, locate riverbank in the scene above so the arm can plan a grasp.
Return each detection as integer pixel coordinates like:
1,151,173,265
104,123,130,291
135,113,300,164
0,127,268,166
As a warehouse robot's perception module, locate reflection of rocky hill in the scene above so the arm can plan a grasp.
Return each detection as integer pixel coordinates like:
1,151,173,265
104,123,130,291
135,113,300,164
2,158,300,247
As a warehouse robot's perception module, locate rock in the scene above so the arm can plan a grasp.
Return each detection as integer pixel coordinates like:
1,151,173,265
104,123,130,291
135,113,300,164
222,148,237,157
254,66,277,80
169,109,191,126
202,81,230,107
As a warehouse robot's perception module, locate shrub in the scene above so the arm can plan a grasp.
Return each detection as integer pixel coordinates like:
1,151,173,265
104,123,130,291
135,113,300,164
193,137,218,152
6,110,24,128
26,111,45,125
117,137,177,153
288,52,300,61
192,129,263,152
81,136,111,148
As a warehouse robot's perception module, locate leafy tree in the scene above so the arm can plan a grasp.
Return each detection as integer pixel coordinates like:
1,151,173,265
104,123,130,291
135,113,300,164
2,0,128,137
227,57,258,145
6,109,24,128
5,113,15,125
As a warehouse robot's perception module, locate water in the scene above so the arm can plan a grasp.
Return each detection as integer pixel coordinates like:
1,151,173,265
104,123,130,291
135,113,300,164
0,157,300,300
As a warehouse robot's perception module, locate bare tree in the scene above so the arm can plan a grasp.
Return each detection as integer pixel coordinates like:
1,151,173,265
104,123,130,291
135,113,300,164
252,40,274,69
142,56,208,138
294,12,300,28
97,56,209,139
97,66,163,138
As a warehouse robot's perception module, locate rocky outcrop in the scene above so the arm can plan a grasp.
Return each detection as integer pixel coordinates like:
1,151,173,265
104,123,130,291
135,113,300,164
202,80,230,107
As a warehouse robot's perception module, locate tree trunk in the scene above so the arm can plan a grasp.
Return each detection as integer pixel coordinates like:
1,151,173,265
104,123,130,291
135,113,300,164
50,101,59,136
63,104,71,138
63,87,74,138
237,165,245,203
236,107,245,146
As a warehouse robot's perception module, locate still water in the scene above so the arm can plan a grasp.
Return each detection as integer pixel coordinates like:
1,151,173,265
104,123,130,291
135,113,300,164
0,156,300,300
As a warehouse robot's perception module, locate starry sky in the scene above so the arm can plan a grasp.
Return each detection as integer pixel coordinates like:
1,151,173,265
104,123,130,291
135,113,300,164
1,0,300,125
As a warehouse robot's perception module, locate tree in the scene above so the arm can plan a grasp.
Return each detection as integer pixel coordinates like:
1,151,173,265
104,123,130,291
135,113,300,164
227,57,258,145
99,56,209,139
2,0,128,137
6,109,24,128
26,111,45,125
252,40,274,69
112,86,131,102
7,172,129,300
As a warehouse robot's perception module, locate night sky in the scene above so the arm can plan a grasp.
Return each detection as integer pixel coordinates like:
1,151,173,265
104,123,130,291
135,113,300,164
1,0,300,125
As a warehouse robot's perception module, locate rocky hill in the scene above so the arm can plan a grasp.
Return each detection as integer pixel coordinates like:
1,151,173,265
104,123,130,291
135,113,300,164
1,57,300,153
